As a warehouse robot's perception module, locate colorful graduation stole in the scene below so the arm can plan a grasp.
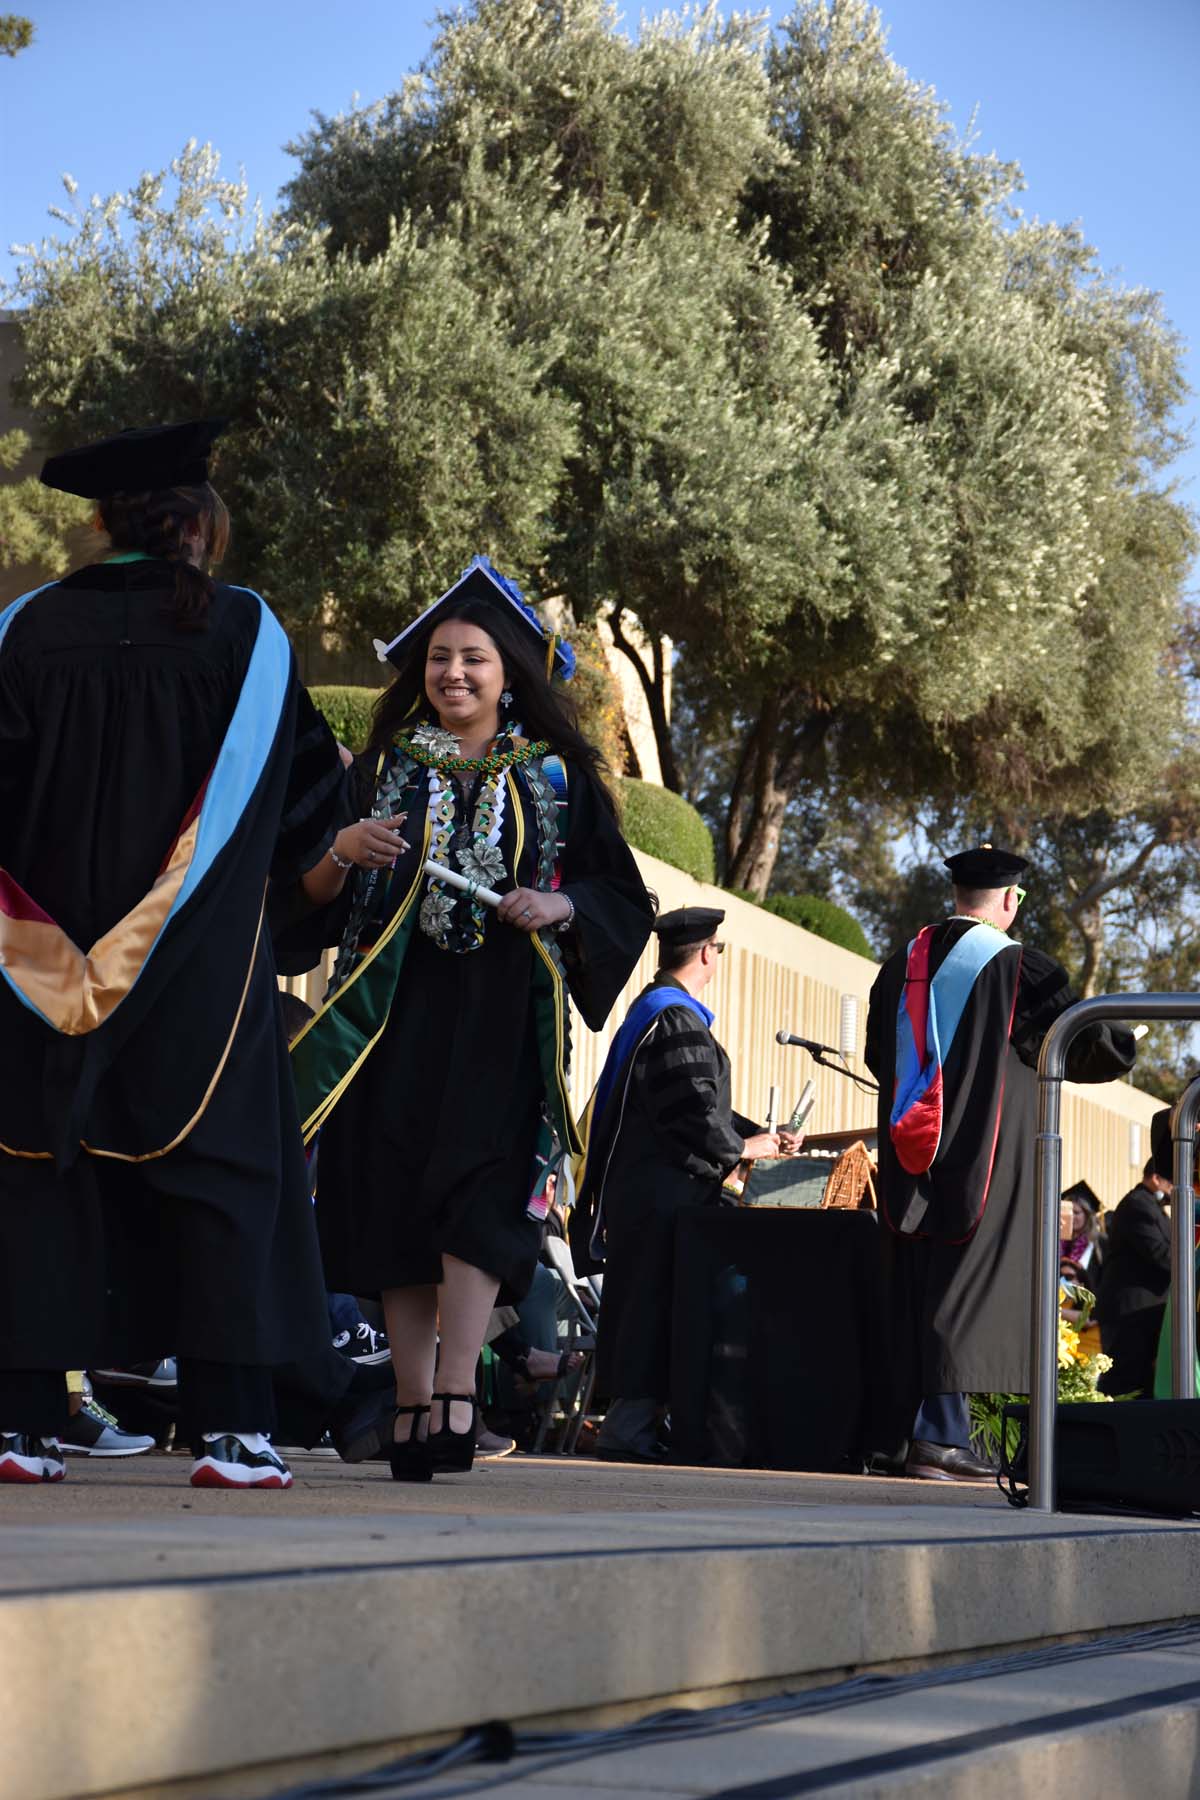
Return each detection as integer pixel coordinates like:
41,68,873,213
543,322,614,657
574,984,716,1261
0,589,290,1037
0,581,294,1165
890,922,1019,1176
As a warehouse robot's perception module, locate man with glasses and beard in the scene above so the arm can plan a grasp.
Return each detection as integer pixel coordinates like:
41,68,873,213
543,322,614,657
866,847,1137,1482
574,907,800,1462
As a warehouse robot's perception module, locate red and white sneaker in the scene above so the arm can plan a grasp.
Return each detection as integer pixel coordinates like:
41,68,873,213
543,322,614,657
190,1433,293,1489
0,1432,66,1483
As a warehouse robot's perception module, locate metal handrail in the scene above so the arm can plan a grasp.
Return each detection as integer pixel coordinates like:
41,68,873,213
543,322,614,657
1032,993,1200,1512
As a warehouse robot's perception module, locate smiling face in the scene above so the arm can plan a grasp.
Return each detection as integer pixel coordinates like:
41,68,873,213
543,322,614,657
424,617,507,742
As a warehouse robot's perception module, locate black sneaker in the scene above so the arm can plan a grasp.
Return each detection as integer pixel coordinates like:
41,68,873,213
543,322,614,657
0,1432,66,1483
332,1321,391,1366
190,1434,293,1489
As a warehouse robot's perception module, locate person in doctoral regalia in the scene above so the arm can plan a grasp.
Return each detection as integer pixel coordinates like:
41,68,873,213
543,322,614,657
0,422,402,1490
287,557,654,1481
572,906,799,1463
865,845,1136,1481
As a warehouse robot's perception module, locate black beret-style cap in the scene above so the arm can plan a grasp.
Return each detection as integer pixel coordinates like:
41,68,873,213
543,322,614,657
943,844,1028,887
39,420,226,499
654,905,725,948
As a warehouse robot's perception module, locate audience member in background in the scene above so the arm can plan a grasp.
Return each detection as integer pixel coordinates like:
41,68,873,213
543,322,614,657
288,560,653,1481
1098,1154,1173,1396
574,907,799,1464
1060,1180,1105,1299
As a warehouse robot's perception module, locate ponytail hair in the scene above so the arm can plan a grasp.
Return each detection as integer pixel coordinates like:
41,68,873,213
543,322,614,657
97,483,231,631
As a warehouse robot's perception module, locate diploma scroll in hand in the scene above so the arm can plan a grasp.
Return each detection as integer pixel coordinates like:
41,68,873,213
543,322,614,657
422,858,504,908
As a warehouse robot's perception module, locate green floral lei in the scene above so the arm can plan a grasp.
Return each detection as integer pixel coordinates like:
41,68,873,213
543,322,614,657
399,735,550,776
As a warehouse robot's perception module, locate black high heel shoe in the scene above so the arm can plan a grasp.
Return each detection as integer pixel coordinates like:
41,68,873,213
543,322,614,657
428,1392,477,1474
388,1404,433,1483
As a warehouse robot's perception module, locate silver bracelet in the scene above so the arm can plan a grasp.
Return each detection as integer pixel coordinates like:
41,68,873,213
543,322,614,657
329,845,354,871
556,892,576,932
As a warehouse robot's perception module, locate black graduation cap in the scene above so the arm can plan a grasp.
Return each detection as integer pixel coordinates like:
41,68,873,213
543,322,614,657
374,555,576,681
654,906,725,949
39,420,226,499
1061,1179,1101,1215
943,843,1028,887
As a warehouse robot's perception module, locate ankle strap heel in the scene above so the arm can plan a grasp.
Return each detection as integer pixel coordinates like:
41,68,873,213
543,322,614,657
428,1392,478,1475
388,1405,433,1484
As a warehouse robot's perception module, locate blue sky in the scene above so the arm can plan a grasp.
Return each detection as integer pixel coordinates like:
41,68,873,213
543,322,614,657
2,0,1196,507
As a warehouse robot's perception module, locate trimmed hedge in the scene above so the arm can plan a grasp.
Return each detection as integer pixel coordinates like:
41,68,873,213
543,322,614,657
310,685,382,753
620,778,716,884
735,889,872,959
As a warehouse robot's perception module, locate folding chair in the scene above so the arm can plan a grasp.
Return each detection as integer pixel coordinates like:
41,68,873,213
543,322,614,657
533,1236,599,1453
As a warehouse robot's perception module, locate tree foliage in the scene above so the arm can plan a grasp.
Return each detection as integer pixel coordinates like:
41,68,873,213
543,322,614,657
0,14,32,57
2,0,1195,1047
0,431,88,574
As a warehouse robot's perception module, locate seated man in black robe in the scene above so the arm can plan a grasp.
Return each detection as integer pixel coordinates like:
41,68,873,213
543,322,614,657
574,906,797,1462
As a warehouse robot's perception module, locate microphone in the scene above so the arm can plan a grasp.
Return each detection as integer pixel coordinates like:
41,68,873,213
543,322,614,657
776,1029,840,1056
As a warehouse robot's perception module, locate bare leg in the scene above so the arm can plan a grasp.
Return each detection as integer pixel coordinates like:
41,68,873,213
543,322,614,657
434,1254,500,1433
382,1285,438,1442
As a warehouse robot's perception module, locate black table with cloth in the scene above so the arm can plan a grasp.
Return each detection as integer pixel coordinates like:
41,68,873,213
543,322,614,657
670,1207,886,1472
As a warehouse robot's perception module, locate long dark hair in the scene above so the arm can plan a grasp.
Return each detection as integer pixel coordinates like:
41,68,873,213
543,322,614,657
367,597,616,815
98,482,231,631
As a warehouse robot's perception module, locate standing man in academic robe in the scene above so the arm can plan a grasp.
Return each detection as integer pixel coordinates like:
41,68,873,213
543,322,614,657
1097,1152,1174,1397
866,846,1136,1481
573,907,799,1462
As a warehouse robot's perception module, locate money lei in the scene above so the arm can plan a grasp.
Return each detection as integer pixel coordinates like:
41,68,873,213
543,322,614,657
419,760,508,951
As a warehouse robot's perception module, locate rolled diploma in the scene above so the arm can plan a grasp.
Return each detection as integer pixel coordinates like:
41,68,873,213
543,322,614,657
423,857,503,908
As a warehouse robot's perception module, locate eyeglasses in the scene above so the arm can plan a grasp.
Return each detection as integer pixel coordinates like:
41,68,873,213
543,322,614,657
1012,886,1027,907
708,940,726,955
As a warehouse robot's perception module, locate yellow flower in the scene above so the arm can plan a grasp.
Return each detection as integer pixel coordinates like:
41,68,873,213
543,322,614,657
1057,1321,1079,1370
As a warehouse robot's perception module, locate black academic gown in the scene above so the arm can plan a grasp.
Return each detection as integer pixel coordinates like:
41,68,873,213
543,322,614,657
1097,1182,1172,1395
0,560,343,1371
582,976,758,1401
865,920,1135,1437
310,759,652,1306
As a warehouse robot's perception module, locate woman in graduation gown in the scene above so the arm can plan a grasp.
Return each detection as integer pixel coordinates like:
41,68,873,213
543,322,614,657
290,557,654,1479
0,422,396,1489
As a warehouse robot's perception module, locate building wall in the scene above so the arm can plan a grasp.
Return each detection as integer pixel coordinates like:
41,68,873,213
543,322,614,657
284,846,1162,1211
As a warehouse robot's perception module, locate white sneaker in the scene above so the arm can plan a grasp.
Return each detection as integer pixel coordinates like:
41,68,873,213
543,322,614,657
0,1432,66,1483
190,1433,293,1489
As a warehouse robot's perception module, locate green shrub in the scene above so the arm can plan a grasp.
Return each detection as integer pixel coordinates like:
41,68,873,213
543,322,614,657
732,889,872,959
620,778,716,884
310,685,382,753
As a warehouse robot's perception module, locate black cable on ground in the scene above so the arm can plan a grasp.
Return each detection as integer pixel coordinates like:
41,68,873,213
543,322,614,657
267,1617,1200,1799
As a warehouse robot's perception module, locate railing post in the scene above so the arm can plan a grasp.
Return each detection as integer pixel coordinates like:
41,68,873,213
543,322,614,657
1032,993,1200,1512
1170,1077,1200,1400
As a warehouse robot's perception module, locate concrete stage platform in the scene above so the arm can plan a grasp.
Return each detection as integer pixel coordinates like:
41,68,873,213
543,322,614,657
3,1450,1199,1800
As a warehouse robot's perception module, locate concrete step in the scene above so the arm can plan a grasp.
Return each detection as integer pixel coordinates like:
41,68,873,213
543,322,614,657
396,1625,1200,1798
4,1453,1200,1800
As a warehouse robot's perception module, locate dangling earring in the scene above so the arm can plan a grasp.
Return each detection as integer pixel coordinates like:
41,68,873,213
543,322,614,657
500,689,513,710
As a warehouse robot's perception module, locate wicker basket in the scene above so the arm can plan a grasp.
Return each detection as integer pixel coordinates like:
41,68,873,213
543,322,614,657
821,1139,877,1211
